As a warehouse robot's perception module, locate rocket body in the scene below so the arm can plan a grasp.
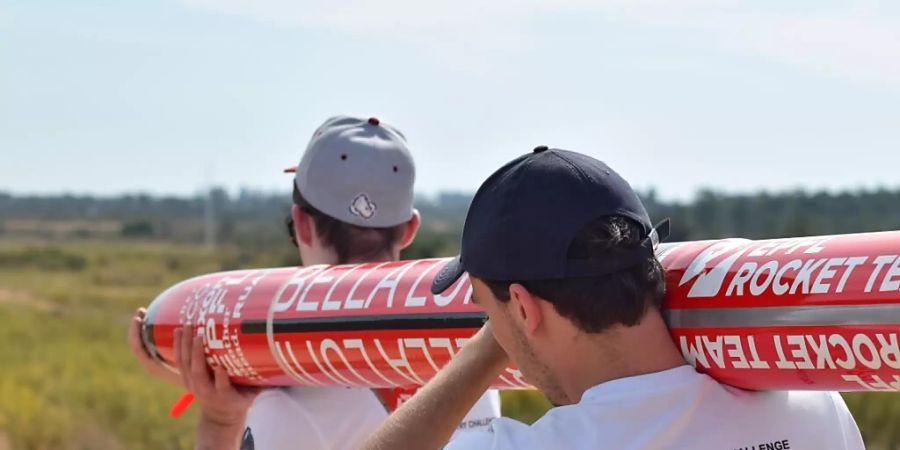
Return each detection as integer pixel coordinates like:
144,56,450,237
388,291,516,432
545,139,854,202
143,231,900,392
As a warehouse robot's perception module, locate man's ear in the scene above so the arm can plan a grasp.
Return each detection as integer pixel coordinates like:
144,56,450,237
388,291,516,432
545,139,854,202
508,283,542,336
398,209,421,250
292,205,315,246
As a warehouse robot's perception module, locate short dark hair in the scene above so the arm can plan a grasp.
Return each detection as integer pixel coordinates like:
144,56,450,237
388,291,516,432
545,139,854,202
293,185,406,264
482,216,665,333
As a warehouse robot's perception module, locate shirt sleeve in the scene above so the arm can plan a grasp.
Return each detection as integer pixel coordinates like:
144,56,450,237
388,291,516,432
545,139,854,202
244,390,328,450
829,392,866,450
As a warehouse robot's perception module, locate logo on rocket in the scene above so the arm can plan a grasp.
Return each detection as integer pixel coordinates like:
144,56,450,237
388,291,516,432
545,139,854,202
678,240,751,298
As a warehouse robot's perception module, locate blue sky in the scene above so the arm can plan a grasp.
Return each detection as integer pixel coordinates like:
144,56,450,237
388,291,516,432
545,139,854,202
2,0,899,201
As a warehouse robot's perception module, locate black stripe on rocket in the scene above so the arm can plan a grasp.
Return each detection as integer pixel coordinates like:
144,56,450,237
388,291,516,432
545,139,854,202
241,311,487,334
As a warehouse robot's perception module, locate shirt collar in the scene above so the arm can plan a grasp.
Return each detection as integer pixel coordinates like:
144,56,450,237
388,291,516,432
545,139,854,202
579,365,700,404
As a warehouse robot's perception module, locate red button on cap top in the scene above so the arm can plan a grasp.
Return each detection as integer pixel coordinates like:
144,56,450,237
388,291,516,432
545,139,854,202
368,117,380,126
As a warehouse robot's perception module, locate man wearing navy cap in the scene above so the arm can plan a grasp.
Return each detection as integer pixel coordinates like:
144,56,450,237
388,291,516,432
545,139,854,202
360,147,864,449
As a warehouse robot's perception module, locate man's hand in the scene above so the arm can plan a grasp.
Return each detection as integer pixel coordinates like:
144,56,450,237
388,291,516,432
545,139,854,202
128,307,184,387
467,321,510,369
174,324,261,450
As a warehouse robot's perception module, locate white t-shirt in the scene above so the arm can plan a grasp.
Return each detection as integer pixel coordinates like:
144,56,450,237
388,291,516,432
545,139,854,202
241,387,500,450
446,366,864,450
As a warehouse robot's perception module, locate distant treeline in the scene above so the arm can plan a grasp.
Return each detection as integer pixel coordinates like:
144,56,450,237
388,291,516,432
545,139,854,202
2,188,900,252
642,188,900,241
0,189,472,229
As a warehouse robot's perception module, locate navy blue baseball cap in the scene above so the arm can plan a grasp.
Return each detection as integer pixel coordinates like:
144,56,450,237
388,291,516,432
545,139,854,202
431,146,669,294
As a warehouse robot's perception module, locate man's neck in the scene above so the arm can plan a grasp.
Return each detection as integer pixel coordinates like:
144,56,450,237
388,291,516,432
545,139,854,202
301,250,400,267
554,310,687,403
345,252,399,265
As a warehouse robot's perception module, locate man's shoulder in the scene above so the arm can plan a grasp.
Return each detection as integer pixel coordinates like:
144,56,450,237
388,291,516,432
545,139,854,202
727,390,863,449
251,386,386,417
248,388,310,425
783,390,845,409
246,387,388,449
444,431,496,450
734,388,845,413
251,388,302,411
779,391,859,430
444,417,537,450
446,389,860,450
244,389,326,449
458,390,502,432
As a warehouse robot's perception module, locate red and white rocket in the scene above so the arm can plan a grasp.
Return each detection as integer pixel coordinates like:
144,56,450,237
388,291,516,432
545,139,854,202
143,231,900,392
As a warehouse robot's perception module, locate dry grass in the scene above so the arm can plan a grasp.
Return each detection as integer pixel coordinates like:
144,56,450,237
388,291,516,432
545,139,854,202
0,240,898,448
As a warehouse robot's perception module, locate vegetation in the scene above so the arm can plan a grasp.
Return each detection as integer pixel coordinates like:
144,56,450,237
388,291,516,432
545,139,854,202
1,187,900,448
0,241,212,450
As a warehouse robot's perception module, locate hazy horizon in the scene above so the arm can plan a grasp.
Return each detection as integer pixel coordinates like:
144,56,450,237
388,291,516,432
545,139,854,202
5,182,900,204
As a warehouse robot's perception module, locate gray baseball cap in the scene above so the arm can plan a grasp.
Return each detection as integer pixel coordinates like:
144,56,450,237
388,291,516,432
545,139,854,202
285,115,416,228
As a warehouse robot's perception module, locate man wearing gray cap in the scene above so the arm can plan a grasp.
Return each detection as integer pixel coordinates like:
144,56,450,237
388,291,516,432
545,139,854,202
155,116,500,449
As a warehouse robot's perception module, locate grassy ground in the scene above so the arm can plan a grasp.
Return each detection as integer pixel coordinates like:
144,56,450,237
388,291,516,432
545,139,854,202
0,240,551,449
0,240,898,448
0,240,222,450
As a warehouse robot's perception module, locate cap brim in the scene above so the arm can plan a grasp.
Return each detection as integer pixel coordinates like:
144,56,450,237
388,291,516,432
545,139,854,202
430,256,465,294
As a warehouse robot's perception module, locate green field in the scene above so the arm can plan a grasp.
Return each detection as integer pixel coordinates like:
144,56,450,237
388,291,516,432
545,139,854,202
0,240,898,449
0,241,552,449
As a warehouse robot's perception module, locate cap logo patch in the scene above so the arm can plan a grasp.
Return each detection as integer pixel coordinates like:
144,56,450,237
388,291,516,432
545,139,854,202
350,193,377,220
